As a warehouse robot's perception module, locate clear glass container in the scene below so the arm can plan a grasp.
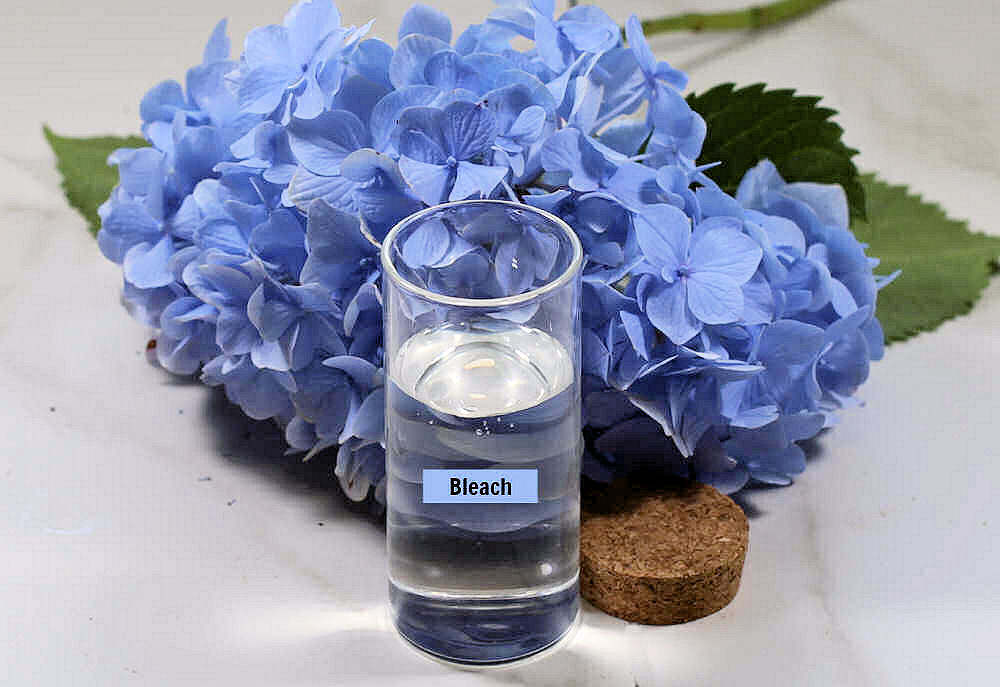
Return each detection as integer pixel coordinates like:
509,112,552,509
381,200,583,664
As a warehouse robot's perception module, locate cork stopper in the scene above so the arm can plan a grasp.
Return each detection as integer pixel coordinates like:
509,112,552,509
580,480,748,625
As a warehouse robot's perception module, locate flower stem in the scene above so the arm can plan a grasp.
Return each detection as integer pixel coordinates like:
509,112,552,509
638,0,836,35
501,179,521,203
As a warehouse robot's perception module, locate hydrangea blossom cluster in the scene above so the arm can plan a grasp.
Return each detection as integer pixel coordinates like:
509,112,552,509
98,0,896,500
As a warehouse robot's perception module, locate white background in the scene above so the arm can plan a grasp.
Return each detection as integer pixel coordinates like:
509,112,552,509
1,1,998,684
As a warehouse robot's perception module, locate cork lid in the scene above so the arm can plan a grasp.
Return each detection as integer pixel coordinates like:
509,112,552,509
580,480,749,625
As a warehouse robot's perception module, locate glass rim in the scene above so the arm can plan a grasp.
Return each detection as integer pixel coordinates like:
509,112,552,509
379,199,583,309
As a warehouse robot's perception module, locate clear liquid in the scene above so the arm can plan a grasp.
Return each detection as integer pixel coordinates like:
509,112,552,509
386,320,581,663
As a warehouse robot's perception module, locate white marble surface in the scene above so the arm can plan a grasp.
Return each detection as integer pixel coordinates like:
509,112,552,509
2,1,999,685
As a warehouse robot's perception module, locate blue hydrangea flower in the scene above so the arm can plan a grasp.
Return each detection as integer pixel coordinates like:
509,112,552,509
100,0,895,502
230,0,372,122
203,353,297,420
156,296,220,375
246,279,346,371
394,101,509,205
633,207,763,344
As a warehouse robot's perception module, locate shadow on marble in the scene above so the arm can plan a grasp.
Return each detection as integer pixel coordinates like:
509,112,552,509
801,433,828,463
199,383,385,525
729,491,766,518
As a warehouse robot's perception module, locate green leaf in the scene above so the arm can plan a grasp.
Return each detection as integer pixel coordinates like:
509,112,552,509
687,83,866,219
854,174,1000,343
43,126,146,236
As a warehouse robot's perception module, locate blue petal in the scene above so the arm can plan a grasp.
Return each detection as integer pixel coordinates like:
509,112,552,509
735,159,784,208
286,109,368,176
398,156,451,205
401,218,450,267
284,0,342,66
395,106,448,162
323,355,379,389
731,404,780,429
508,105,547,141
300,199,375,290
344,284,381,342
698,465,750,495
140,80,188,125
161,297,216,339
695,188,745,219
782,181,849,231
825,304,872,345
817,331,870,397
286,415,318,450
758,319,826,367
829,277,859,316
861,317,885,361
566,75,603,132
238,63,297,115
333,75,389,123
369,85,442,150
98,200,162,264
532,13,565,72
599,119,651,157
343,387,385,442
250,208,307,279
455,22,514,54
582,328,611,380
389,33,451,89
114,148,166,197
197,217,249,255
203,19,230,63
652,60,688,91
282,315,345,371
644,280,700,344
290,71,324,118
494,236,534,295
540,128,609,192
284,167,359,212
686,271,744,324
184,257,262,308
604,161,657,211
185,59,234,124
424,50,480,92
251,338,291,371
441,101,498,160
244,24,292,69
216,309,260,355
526,226,559,279
559,7,619,53
450,161,507,200
633,204,690,273
123,235,175,289
619,310,653,359
582,279,633,329
689,225,762,283
173,125,227,190
399,4,452,43
350,38,394,88
624,15,655,74
824,226,870,275
247,282,299,341
486,6,535,39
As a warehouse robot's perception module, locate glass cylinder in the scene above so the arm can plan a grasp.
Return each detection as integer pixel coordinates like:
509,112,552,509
381,200,583,664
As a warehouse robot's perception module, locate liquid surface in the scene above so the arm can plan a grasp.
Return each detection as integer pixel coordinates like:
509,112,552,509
391,320,574,418
386,320,581,662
